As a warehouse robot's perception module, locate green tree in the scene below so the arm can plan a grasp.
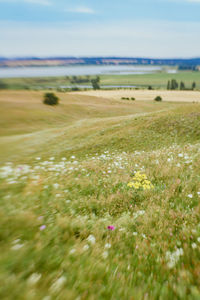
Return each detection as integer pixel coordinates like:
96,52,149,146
91,76,100,90
180,81,185,90
167,81,171,90
171,79,178,90
0,80,8,90
192,82,196,90
43,93,59,106
154,96,162,102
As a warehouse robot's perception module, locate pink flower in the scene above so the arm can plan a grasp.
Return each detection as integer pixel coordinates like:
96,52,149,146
107,226,115,231
40,225,46,231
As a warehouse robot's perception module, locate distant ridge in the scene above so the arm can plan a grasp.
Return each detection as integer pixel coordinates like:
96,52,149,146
0,57,200,67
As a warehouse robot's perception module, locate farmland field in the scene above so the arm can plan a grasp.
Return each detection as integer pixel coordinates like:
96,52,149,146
0,90,200,299
1,70,200,90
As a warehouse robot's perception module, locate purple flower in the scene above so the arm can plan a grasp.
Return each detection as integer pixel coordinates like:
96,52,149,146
107,226,115,231
40,225,46,231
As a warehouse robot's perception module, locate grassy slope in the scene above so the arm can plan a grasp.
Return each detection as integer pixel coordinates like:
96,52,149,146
1,71,200,90
0,91,200,299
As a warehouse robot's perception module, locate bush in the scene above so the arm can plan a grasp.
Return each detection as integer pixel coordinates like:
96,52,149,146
43,93,59,106
131,97,135,101
0,80,8,90
121,97,130,100
154,96,162,102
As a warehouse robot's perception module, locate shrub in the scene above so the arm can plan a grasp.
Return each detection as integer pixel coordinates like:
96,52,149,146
154,96,162,102
131,97,135,101
0,80,8,90
43,93,59,106
121,97,130,100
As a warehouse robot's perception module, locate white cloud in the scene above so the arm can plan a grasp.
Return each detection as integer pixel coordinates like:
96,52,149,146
0,0,52,5
65,6,95,14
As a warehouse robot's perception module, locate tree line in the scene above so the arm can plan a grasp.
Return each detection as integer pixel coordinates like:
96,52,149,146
167,79,197,90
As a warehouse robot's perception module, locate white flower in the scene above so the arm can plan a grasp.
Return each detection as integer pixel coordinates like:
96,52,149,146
71,156,75,159
197,192,200,196
197,237,200,243
87,235,96,245
53,183,59,189
188,194,193,199
178,153,183,157
69,248,76,255
133,232,138,236
27,273,41,285
192,243,197,249
102,251,108,259
50,276,67,293
11,243,24,250
36,157,41,160
83,244,89,251
105,243,111,249
49,157,55,161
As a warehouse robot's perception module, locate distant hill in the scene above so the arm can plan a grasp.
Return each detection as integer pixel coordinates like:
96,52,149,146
0,56,200,67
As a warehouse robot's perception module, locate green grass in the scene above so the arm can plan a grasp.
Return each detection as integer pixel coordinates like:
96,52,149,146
0,91,200,299
100,71,200,89
1,70,200,90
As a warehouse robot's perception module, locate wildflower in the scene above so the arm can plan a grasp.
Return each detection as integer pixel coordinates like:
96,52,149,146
192,243,197,249
133,232,138,236
87,235,96,245
105,243,111,249
166,248,183,269
107,226,115,231
69,248,76,255
127,171,154,191
40,225,46,231
53,183,59,189
71,156,75,159
102,251,108,259
11,243,24,250
50,276,67,293
27,273,41,285
197,237,200,243
83,244,89,251
188,194,193,199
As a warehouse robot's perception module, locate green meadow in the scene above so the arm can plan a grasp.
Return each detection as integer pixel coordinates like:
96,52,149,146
0,90,200,299
1,70,200,90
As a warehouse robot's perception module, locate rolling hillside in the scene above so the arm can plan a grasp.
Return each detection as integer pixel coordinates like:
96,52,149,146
0,91,200,299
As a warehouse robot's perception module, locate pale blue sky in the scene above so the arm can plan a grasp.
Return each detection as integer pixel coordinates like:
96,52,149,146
0,0,200,57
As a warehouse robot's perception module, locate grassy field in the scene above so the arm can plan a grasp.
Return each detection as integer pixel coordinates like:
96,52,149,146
0,90,200,299
1,70,200,90
100,71,200,89
74,89,200,103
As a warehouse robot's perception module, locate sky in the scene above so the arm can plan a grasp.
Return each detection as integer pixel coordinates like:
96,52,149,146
0,0,200,58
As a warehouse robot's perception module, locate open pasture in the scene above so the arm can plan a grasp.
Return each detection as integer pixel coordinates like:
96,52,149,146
74,89,200,103
0,90,200,299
